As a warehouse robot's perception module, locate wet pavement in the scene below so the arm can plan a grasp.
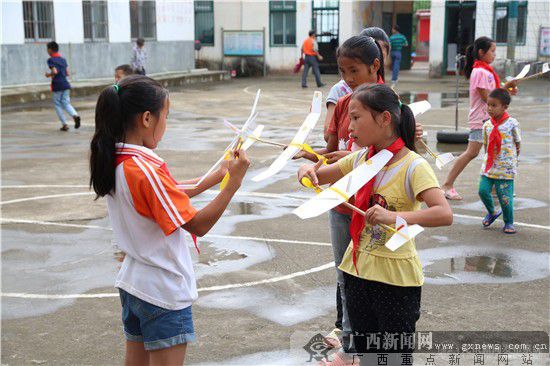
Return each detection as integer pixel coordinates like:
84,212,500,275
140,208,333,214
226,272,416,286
1,71,549,365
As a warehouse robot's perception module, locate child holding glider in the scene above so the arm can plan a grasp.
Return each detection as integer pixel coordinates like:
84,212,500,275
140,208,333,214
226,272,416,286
298,84,453,363
323,27,390,142
479,88,520,234
89,75,250,365
295,35,422,353
442,36,518,200
296,35,386,353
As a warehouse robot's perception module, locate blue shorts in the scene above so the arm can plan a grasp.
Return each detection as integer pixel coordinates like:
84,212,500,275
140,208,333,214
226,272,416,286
468,128,483,143
119,289,195,351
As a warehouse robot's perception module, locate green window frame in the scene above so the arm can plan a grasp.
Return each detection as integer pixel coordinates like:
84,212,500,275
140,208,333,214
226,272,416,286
195,1,214,46
270,1,296,47
493,1,528,45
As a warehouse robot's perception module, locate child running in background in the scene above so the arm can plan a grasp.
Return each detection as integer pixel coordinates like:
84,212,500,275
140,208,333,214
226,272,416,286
298,84,452,365
45,41,81,131
479,88,520,234
89,75,250,365
442,36,518,200
323,27,390,142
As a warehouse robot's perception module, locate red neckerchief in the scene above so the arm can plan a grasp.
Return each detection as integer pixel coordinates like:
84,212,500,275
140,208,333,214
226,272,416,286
473,60,500,88
377,75,385,84
349,137,405,274
485,112,509,173
114,147,200,253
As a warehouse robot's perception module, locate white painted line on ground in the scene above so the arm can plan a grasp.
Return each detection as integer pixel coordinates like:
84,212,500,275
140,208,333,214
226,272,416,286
1,185,89,189
0,218,332,246
453,213,550,230
1,262,335,299
0,192,94,205
422,124,469,130
0,187,308,205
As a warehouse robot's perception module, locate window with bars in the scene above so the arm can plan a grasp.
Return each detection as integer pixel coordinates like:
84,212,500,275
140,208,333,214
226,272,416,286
270,1,296,46
494,1,528,45
23,1,55,42
130,0,156,40
83,1,108,41
194,1,214,45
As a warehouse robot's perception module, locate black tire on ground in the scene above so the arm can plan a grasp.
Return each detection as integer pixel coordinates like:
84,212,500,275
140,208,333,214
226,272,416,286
436,130,470,144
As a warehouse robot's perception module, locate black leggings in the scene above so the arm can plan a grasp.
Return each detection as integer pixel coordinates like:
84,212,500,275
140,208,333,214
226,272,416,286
344,273,421,356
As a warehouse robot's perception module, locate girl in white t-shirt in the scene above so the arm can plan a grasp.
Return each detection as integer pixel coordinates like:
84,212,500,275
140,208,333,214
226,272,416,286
89,75,249,365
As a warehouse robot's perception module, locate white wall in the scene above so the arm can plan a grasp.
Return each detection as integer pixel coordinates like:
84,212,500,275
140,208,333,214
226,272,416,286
53,0,84,43
475,0,548,62
428,0,445,77
199,0,311,71
156,0,194,41
108,0,130,42
1,0,24,45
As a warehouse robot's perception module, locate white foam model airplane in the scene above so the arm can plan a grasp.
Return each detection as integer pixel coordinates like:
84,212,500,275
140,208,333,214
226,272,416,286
293,149,393,219
409,100,455,170
178,90,264,189
297,174,423,251
506,62,549,84
251,91,324,182
506,64,531,82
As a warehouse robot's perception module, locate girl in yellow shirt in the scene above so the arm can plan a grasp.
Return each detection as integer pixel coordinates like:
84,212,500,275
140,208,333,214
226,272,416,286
298,84,452,360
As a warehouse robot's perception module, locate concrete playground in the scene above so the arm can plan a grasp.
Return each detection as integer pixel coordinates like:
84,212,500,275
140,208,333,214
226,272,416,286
1,68,549,365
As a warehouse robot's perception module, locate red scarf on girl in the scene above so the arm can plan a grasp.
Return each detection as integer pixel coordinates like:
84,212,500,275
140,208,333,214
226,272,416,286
473,60,500,88
349,137,405,274
485,112,509,173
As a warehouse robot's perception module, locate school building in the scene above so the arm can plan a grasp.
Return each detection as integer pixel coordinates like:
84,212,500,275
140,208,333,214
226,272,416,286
428,0,550,77
1,0,196,86
194,0,417,74
1,0,420,87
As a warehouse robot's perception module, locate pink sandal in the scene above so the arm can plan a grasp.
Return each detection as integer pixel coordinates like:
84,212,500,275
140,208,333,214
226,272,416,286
444,187,463,200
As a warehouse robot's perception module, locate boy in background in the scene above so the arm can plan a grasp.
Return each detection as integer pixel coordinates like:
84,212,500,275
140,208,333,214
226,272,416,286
478,88,520,234
115,64,134,82
45,41,80,131
131,38,147,75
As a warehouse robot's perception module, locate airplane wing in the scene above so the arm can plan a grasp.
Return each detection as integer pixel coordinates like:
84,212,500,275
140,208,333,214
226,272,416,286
408,100,431,117
385,216,424,251
293,149,393,219
178,90,262,189
252,91,323,182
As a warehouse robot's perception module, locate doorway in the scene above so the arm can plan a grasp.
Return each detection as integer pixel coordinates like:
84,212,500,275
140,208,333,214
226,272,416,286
312,0,339,74
444,1,476,74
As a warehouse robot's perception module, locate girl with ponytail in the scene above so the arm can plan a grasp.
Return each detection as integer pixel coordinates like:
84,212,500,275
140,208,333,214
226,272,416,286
90,75,250,364
295,35,423,355
442,36,518,200
297,84,452,360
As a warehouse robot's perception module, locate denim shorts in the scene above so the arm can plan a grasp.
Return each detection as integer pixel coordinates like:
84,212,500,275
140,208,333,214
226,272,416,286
469,128,483,143
119,289,195,351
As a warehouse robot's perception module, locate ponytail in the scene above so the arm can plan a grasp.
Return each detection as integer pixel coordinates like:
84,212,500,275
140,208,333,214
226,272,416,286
464,36,495,79
373,38,385,82
89,75,168,198
359,27,390,82
351,83,416,151
398,104,416,151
